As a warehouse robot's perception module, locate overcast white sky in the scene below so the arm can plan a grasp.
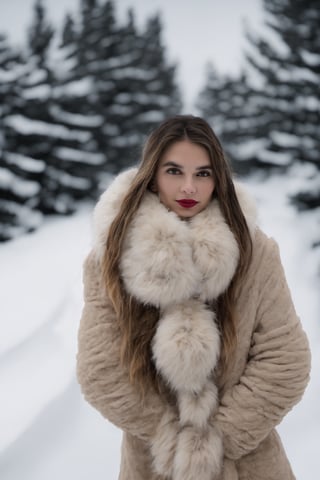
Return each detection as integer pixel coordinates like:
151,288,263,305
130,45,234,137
0,0,264,109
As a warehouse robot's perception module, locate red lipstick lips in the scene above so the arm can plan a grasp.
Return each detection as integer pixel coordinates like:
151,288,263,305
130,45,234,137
177,199,198,208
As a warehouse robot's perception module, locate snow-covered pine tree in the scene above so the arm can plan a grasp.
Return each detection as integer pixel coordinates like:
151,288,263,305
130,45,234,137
136,13,182,133
7,0,102,216
196,63,271,175
0,33,42,241
3,0,71,215
73,0,182,172
101,9,182,170
61,13,76,48
98,7,150,170
49,10,106,208
244,0,320,208
28,0,55,67
79,0,131,172
197,0,320,197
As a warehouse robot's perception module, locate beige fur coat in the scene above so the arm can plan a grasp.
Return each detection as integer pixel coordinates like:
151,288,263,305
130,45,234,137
77,169,311,480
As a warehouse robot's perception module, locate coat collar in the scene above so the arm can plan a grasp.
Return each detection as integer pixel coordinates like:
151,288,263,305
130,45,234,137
92,167,257,306
91,168,258,479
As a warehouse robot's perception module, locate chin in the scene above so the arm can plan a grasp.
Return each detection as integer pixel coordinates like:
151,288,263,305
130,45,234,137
177,210,198,219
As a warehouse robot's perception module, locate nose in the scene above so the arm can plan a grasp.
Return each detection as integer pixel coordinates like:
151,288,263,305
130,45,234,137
181,176,196,195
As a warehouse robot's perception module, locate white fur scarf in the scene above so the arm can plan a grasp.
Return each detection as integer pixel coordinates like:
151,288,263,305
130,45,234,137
93,168,257,480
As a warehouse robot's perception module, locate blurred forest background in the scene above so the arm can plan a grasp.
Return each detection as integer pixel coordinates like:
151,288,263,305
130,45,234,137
1,1,320,478
0,0,319,245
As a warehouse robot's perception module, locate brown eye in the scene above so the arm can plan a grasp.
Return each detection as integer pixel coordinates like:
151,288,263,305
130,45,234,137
167,168,181,175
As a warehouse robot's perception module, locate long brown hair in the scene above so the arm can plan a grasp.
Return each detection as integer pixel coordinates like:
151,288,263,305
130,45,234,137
103,115,252,394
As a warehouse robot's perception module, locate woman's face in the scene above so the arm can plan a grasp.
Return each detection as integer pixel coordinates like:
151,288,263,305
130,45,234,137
154,140,215,219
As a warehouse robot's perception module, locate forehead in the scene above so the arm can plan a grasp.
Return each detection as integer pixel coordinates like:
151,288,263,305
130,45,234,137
159,140,211,167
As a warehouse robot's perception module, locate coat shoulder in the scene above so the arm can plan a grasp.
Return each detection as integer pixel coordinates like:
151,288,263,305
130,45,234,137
246,227,281,290
251,227,279,260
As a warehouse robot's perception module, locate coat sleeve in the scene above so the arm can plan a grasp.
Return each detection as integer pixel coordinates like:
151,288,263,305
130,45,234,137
76,251,176,442
215,237,311,461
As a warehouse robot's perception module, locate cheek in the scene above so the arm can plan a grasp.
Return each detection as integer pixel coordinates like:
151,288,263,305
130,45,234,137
156,175,175,197
204,181,215,198
155,179,167,200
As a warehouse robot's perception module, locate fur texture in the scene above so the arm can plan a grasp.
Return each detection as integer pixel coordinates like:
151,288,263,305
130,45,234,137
151,301,222,478
173,425,223,480
179,383,219,429
152,301,220,393
77,169,311,479
91,168,257,479
93,168,257,267
150,409,178,478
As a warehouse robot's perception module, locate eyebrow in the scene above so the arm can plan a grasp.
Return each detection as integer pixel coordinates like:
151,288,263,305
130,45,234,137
161,161,212,170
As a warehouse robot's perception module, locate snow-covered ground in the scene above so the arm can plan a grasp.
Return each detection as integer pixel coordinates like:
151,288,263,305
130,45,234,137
0,172,319,479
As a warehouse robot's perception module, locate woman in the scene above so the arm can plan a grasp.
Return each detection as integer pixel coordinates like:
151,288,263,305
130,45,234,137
77,115,311,480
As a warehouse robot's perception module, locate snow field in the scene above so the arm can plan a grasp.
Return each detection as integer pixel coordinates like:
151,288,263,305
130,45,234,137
0,172,319,479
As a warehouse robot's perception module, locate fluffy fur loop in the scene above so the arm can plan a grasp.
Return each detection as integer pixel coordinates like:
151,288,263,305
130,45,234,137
151,409,178,478
92,168,137,261
190,202,240,300
178,383,219,430
120,193,201,308
152,301,220,393
92,168,257,269
173,425,223,480
151,298,222,478
90,169,258,479
119,190,242,307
